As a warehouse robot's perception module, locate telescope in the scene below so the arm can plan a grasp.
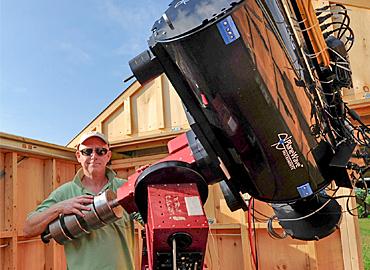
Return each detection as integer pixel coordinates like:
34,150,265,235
43,0,369,269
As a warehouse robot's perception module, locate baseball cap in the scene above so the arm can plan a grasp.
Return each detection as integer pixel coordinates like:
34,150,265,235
78,131,109,146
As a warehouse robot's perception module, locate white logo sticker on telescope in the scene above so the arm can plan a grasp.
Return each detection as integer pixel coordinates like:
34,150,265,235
271,133,303,170
174,0,191,8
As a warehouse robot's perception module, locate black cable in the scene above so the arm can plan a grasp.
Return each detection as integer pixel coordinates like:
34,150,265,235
251,207,271,220
345,105,370,146
346,195,360,216
344,33,354,51
355,127,370,146
323,173,368,217
322,22,352,39
317,13,334,24
323,194,357,200
252,215,269,223
320,13,350,32
315,5,331,16
267,216,288,239
252,199,259,270
336,11,350,38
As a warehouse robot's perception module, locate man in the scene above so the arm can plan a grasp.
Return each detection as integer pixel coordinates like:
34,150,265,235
23,131,135,270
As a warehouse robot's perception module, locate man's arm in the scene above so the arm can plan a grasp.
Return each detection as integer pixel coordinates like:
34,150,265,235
23,195,94,237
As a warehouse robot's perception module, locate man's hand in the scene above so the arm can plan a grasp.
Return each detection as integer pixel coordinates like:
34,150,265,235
55,195,94,217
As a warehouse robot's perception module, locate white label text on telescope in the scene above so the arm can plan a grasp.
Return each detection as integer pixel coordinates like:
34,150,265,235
271,133,303,170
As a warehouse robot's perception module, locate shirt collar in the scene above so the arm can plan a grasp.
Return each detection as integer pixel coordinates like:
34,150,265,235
73,167,116,195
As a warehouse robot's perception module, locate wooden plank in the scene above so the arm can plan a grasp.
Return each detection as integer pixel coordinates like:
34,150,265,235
342,6,370,104
156,76,165,129
3,152,17,269
44,159,57,270
123,97,132,135
205,228,245,270
0,132,76,161
0,231,13,238
17,157,45,235
17,237,45,269
331,0,370,9
204,231,220,270
133,76,183,134
111,153,167,166
337,189,362,270
163,75,189,132
44,159,56,194
96,122,103,133
240,225,254,270
134,224,144,270
115,166,136,180
55,160,78,188
315,230,345,270
4,153,17,232
111,132,183,152
306,241,319,270
0,152,4,231
1,238,10,269
352,207,365,270
209,184,244,224
349,101,370,125
6,234,17,270
102,103,127,141
256,230,313,270
204,185,217,225
209,223,242,230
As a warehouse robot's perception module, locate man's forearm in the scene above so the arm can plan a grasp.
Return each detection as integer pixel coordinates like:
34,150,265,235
23,204,62,237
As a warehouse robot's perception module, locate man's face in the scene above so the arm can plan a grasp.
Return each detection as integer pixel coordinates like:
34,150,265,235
75,137,112,175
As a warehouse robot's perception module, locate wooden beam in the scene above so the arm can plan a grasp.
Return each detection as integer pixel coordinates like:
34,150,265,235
0,231,13,238
337,189,362,270
110,131,187,152
352,204,365,270
111,153,167,167
0,132,76,161
4,153,17,231
307,241,319,270
240,225,253,270
156,76,165,129
349,101,370,125
331,0,370,9
123,97,132,135
4,152,17,269
96,122,103,133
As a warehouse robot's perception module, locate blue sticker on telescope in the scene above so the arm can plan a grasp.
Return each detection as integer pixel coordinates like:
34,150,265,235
217,16,240,45
297,183,313,198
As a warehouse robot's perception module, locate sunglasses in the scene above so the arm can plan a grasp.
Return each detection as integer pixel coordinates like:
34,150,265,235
79,147,108,156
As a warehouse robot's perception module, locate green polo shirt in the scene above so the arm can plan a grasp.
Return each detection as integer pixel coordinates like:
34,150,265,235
31,168,135,270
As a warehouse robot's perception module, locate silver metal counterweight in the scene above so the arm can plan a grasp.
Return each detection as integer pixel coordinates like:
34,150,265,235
41,190,123,245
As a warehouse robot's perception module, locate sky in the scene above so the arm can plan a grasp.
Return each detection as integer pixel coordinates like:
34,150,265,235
0,0,170,146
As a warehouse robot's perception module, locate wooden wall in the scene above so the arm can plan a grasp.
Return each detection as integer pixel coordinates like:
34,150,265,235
0,133,78,270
